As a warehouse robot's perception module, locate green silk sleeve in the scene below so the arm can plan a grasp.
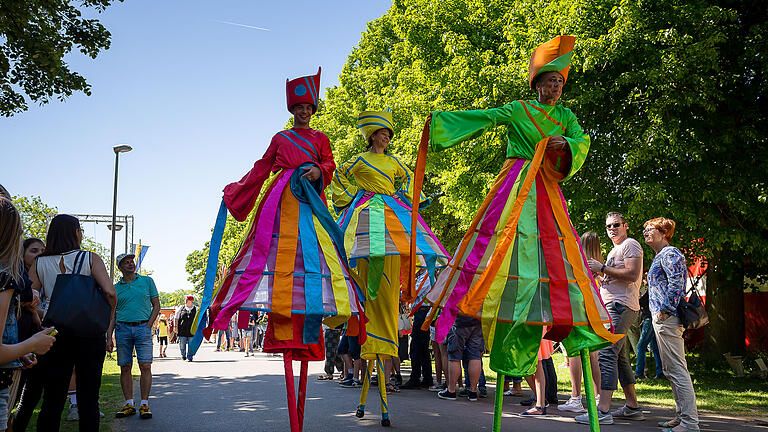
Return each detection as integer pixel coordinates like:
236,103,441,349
562,111,591,181
429,105,515,152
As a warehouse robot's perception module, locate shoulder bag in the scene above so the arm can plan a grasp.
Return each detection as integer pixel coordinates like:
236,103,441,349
43,251,112,338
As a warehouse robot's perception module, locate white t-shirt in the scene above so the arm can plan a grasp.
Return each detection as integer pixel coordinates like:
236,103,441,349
36,250,91,318
600,237,643,311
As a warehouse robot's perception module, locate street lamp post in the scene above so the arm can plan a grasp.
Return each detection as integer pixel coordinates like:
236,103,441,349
110,144,132,282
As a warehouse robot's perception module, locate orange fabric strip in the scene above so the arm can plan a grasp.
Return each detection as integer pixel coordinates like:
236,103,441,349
407,120,431,302
273,189,300,340
386,207,411,292
420,158,519,330
540,173,622,344
459,137,548,315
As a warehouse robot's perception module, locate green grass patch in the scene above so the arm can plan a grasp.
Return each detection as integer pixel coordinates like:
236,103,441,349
15,353,138,432
477,351,768,417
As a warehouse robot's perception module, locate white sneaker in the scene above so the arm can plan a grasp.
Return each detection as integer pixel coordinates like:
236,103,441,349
558,396,587,413
428,381,443,392
67,404,79,421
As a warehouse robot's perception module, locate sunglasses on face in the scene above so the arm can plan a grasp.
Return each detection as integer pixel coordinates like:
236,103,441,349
606,223,623,229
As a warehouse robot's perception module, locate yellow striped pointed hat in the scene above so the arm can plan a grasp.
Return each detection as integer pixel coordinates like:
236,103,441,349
528,35,576,89
357,109,394,141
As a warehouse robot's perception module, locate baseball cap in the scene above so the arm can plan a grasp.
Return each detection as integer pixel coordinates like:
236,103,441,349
116,253,135,266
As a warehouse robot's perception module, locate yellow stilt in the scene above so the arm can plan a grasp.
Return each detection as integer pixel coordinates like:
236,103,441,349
376,355,390,427
356,360,374,418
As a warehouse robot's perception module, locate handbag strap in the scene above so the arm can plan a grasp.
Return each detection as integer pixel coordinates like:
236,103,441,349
72,251,87,275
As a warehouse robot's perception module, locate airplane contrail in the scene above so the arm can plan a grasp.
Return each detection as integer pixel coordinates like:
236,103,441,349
216,20,271,31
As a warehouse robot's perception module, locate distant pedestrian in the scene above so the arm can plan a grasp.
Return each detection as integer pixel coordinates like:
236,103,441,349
108,252,160,420
157,315,169,358
175,296,197,361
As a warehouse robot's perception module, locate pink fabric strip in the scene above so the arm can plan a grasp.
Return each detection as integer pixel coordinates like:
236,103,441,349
214,169,294,328
435,159,525,341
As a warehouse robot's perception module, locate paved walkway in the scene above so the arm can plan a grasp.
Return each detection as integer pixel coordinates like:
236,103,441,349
117,343,767,432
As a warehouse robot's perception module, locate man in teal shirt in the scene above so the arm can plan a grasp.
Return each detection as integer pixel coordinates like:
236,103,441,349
107,253,160,420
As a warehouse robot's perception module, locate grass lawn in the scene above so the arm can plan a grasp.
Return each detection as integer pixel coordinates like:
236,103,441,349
476,351,768,418
15,353,138,432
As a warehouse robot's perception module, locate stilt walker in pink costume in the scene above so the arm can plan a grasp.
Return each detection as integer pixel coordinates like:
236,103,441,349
197,68,365,432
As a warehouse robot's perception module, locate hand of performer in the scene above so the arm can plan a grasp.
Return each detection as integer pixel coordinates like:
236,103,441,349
547,135,568,151
301,166,321,182
587,258,604,274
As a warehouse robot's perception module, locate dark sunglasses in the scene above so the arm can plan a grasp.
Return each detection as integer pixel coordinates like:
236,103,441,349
605,223,623,229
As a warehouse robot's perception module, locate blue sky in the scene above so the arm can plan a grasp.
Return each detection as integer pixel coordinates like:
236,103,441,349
2,0,391,292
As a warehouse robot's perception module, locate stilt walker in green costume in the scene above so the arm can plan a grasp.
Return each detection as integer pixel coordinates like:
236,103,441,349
407,35,623,432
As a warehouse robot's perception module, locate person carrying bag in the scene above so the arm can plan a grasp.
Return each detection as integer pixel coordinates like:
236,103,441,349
43,251,111,338
28,214,117,432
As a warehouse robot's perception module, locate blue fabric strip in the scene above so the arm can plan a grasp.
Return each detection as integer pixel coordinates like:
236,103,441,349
298,200,323,343
291,164,365,302
188,199,228,357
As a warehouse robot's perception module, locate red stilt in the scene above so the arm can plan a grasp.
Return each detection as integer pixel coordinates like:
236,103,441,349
297,360,309,432
283,352,300,432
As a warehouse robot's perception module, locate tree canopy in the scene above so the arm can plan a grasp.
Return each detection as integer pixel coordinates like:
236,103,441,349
187,0,767,354
12,194,111,264
0,0,121,116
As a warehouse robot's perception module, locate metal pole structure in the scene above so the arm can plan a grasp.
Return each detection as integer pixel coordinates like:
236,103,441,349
109,145,132,282
110,152,119,282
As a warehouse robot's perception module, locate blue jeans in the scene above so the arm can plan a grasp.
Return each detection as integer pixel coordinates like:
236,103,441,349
178,336,193,360
115,322,153,366
462,355,486,390
217,330,230,349
635,317,662,377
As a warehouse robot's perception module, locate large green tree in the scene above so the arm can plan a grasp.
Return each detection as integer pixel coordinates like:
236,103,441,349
12,195,111,264
0,0,122,116
185,214,250,296
312,0,767,354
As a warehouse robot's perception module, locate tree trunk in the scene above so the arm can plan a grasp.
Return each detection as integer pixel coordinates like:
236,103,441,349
704,246,746,355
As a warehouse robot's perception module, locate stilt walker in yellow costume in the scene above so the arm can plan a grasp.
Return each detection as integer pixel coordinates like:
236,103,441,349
333,110,450,427
408,36,623,432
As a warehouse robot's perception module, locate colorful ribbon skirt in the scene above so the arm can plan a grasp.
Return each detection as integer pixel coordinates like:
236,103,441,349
423,157,621,376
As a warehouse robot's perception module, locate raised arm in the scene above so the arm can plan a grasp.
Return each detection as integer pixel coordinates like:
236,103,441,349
429,104,516,151
223,135,280,221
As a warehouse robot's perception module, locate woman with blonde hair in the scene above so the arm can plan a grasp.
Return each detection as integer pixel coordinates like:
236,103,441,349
0,198,56,431
557,232,603,413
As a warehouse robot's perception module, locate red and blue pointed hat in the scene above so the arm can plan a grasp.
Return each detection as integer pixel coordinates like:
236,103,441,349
286,67,321,113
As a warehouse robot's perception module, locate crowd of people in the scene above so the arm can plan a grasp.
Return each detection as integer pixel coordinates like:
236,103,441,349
309,212,698,431
0,33,700,432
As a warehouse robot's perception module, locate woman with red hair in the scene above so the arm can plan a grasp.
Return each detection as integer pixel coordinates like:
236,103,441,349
643,217,699,432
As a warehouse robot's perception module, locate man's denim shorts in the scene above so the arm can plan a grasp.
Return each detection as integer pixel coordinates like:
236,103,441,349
115,322,153,366
337,334,361,360
447,322,484,361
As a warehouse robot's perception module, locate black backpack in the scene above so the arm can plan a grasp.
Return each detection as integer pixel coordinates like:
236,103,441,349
177,306,196,337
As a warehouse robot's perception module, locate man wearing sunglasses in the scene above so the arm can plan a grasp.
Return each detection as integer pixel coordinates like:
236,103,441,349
584,212,644,424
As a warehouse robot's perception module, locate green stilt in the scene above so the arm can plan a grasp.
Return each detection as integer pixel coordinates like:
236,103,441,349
493,372,504,432
581,349,600,432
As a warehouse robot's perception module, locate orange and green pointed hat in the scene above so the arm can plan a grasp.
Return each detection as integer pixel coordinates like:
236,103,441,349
528,35,576,89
